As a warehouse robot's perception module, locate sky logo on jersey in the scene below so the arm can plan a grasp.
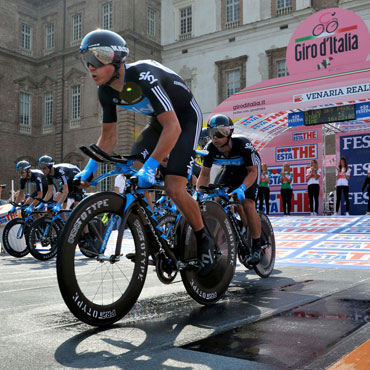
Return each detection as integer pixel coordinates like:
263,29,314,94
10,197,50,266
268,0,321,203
276,144,317,161
119,97,154,115
139,71,158,85
213,157,244,166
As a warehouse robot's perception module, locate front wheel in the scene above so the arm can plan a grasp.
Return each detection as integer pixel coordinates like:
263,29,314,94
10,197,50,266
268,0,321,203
2,218,30,258
56,192,149,326
179,201,237,305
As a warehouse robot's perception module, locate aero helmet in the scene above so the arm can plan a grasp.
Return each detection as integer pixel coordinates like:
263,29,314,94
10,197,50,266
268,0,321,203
16,160,31,174
207,114,234,139
80,29,129,84
38,155,55,170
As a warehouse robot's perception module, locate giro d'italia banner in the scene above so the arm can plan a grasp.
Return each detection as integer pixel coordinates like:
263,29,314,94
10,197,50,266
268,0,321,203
259,125,323,215
338,131,370,215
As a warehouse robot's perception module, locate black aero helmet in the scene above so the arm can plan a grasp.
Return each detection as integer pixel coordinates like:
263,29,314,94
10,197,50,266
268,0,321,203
16,160,31,174
80,29,129,70
207,114,234,139
38,155,55,170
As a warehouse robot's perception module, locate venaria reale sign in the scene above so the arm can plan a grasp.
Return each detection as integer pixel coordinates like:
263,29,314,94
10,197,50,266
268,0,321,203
286,8,370,74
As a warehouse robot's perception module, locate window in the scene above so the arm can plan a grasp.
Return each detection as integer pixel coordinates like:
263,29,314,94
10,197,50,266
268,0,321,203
276,0,293,16
45,23,54,49
72,13,82,44
70,85,81,127
102,2,113,30
100,163,112,191
21,24,32,53
226,69,241,98
179,6,192,40
19,92,32,134
276,59,289,77
226,0,240,23
147,8,156,37
43,92,53,130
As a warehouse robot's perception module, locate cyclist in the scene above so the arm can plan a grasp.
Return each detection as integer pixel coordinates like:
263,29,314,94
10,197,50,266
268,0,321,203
8,161,48,215
37,155,84,213
76,29,214,276
197,114,263,265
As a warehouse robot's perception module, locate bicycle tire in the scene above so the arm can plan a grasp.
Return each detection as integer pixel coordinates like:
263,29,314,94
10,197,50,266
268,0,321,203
2,218,30,258
253,212,275,278
179,201,237,305
28,216,63,261
57,192,149,326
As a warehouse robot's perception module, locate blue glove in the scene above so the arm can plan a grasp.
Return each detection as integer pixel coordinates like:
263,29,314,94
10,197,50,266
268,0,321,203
136,157,160,188
53,203,61,213
36,202,45,211
8,205,17,214
74,159,98,182
231,184,247,202
25,204,34,214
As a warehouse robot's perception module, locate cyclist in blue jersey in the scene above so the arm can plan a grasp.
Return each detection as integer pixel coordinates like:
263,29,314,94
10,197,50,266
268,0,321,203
76,29,214,276
197,114,263,265
8,161,48,215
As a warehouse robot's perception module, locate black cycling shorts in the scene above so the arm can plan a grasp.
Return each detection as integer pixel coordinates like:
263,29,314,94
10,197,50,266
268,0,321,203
216,167,259,201
130,99,203,178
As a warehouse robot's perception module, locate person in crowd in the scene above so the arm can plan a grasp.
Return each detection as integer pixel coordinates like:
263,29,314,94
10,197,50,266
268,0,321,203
306,159,321,215
75,29,214,276
8,161,48,215
280,162,293,216
114,174,127,195
257,163,271,215
335,157,351,216
361,167,370,216
197,114,262,265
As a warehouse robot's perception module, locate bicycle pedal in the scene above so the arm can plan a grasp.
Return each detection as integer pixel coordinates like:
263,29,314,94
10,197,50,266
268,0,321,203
125,253,135,262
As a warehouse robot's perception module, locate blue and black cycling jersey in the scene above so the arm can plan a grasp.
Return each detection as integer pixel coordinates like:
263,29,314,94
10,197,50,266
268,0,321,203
98,59,195,122
20,170,48,195
46,164,81,189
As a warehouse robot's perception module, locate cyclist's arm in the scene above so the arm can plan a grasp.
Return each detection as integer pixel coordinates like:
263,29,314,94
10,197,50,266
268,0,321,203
150,111,181,163
197,166,211,189
29,191,43,206
43,185,54,201
14,189,24,204
57,184,69,205
242,165,258,189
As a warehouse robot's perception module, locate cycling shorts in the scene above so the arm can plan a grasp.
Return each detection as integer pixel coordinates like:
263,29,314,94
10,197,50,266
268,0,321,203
130,99,203,178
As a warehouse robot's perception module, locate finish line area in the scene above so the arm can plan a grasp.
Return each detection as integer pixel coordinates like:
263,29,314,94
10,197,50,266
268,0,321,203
271,215,370,269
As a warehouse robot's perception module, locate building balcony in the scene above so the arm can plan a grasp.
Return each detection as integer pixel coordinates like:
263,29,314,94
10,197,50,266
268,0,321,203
179,32,192,41
276,7,293,16
225,20,240,29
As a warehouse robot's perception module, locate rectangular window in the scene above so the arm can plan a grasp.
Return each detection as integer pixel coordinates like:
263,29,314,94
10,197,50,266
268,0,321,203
276,59,289,77
72,13,82,43
45,23,54,49
19,92,32,134
226,0,240,23
44,92,53,129
147,8,156,37
276,0,293,15
70,85,81,127
102,2,113,30
100,163,112,192
226,69,240,98
21,24,32,50
180,6,192,39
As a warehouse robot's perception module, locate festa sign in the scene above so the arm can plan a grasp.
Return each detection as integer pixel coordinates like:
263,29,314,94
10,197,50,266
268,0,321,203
286,8,370,74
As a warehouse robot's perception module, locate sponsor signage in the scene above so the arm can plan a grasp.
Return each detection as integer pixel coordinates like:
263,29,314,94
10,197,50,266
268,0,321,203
286,8,370,74
288,112,304,127
293,130,318,141
355,102,370,119
275,144,317,162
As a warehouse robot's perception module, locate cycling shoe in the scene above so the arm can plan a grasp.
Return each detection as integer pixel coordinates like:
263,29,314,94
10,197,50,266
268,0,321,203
197,234,216,277
246,247,262,265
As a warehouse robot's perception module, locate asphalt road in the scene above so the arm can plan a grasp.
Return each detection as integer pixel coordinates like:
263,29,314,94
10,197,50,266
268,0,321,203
1,251,370,370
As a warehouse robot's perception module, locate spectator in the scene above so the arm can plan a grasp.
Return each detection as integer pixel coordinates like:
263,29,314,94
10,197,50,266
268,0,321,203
306,159,321,215
114,174,126,195
280,162,293,216
335,157,351,216
258,163,271,214
362,168,370,215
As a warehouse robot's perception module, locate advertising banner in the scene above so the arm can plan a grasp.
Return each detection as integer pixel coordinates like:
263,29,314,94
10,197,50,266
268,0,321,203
337,131,370,215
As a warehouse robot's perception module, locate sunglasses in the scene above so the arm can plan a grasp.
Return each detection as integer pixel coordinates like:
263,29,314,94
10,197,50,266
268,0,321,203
208,126,232,138
38,163,51,170
80,46,116,69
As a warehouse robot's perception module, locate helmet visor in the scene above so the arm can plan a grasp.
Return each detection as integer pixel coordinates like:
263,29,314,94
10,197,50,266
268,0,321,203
208,126,232,139
80,46,115,69
38,163,51,170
